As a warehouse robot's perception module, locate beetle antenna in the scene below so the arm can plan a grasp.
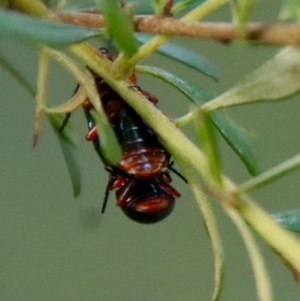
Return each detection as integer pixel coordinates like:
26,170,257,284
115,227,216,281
101,185,110,213
59,84,80,133
169,166,188,183
101,178,114,213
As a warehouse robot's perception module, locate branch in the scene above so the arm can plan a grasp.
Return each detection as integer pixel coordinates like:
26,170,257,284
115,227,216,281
57,12,300,46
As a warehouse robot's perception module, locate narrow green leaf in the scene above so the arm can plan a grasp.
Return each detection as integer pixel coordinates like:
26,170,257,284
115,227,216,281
238,153,300,193
273,209,300,233
193,110,222,186
226,207,272,301
178,160,224,301
152,0,166,14
231,0,257,34
135,34,219,80
103,0,138,57
45,86,87,114
127,0,200,14
129,0,154,14
213,110,259,176
202,47,300,112
47,114,81,197
0,9,102,45
234,195,300,283
34,50,49,148
91,111,122,165
137,65,259,175
126,0,200,14
0,49,81,195
43,0,66,9
172,0,203,14
65,0,98,10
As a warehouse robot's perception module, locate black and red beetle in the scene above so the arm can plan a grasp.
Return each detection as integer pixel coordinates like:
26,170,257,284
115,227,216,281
60,47,183,223
82,81,182,223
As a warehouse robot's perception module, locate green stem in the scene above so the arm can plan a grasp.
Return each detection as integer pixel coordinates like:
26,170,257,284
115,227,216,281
226,207,272,301
192,108,222,187
181,0,229,22
179,160,223,301
42,47,102,112
113,35,170,73
12,0,58,19
45,88,87,114
237,153,300,193
174,110,198,127
114,0,229,71
33,49,49,147
232,193,300,272
35,49,48,110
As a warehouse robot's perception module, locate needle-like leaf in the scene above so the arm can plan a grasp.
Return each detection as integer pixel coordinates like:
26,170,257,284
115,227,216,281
0,9,102,45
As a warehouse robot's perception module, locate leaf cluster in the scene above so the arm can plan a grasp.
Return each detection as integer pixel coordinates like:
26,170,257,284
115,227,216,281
1,0,300,301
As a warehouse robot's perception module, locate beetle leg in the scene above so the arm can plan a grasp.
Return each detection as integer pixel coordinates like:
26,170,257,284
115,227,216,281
116,180,135,207
58,112,71,133
85,126,98,141
158,179,181,198
168,165,187,183
101,177,115,213
141,90,159,103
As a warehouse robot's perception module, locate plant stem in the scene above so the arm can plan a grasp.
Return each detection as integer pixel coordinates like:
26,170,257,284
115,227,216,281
42,47,102,112
178,160,223,301
226,207,272,301
35,49,48,110
12,0,58,19
174,109,201,126
33,49,49,147
181,0,229,22
57,12,300,46
232,193,300,272
114,0,229,71
237,153,300,193
192,108,223,187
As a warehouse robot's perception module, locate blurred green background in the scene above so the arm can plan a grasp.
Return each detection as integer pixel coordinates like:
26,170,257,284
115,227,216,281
1,1,300,300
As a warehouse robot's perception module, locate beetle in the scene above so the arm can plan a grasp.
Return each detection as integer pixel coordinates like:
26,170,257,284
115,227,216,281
83,92,182,223
60,47,184,223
